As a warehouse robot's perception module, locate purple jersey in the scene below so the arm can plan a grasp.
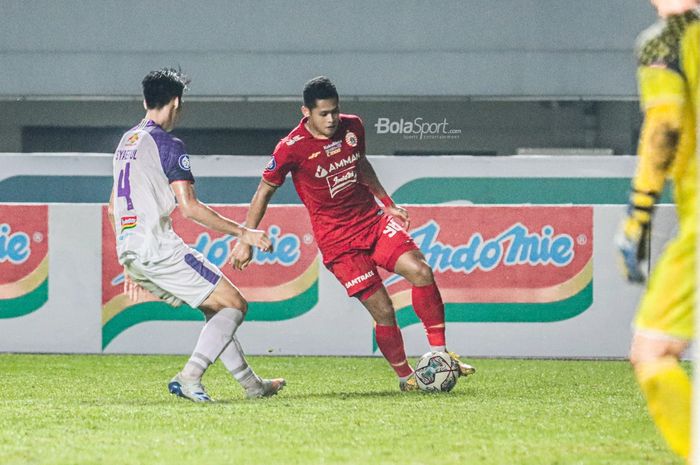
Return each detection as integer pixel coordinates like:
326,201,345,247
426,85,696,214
112,119,194,262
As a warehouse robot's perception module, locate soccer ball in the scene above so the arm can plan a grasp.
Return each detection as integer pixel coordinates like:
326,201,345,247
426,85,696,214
414,351,459,392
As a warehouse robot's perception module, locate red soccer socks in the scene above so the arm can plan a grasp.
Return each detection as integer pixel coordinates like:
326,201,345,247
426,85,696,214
375,324,413,378
412,282,446,349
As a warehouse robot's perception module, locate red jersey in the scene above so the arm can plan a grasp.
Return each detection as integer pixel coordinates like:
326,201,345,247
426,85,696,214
263,114,383,260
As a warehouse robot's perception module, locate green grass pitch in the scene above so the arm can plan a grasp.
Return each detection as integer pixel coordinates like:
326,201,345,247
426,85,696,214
0,354,684,465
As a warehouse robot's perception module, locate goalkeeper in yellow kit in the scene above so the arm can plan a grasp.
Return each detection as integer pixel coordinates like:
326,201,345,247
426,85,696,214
616,0,699,460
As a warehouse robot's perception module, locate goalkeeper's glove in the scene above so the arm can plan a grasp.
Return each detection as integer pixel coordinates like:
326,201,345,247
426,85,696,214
614,190,657,284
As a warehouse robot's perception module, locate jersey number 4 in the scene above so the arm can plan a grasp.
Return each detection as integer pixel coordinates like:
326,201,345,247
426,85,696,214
117,162,134,210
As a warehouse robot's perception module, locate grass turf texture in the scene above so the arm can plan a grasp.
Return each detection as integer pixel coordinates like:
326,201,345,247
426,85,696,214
0,355,684,465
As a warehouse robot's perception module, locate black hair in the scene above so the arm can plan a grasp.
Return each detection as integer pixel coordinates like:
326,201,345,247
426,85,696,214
142,68,190,109
303,76,339,109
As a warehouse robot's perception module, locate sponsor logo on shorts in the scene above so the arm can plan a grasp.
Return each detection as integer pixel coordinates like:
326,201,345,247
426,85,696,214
323,140,343,157
120,216,137,233
326,167,357,198
382,218,403,238
344,270,375,289
178,154,191,171
345,131,358,147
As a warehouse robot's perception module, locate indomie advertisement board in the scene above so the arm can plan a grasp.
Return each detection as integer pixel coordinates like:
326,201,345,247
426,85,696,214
102,205,319,350
0,205,49,320
101,203,593,352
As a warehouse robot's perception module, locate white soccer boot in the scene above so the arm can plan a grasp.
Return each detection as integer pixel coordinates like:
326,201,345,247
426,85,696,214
168,374,213,403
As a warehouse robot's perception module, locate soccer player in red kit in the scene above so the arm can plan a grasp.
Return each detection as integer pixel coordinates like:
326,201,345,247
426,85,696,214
231,76,475,390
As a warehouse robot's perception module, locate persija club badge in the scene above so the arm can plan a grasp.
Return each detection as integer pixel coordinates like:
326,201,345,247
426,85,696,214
345,131,358,147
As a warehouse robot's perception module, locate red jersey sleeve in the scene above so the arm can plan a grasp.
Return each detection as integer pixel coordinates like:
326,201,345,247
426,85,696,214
262,139,297,186
356,117,366,156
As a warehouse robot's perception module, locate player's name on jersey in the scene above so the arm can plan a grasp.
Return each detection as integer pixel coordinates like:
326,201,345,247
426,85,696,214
115,149,137,160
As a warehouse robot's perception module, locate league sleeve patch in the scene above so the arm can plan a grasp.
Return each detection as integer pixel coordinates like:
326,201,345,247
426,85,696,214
178,154,191,171
265,156,277,171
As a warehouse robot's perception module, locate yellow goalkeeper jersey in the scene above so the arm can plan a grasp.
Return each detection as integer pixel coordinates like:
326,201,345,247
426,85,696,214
633,10,699,340
636,9,699,228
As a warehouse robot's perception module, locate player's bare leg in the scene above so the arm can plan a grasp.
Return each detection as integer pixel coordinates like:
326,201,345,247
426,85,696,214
359,285,417,391
629,331,690,459
393,250,475,377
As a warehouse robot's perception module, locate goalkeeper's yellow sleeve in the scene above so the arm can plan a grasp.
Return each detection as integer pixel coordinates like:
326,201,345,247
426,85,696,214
624,103,682,236
633,65,686,204
633,102,683,199
625,69,684,240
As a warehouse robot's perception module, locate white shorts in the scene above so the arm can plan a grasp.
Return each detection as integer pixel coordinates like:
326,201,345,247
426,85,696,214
122,244,222,309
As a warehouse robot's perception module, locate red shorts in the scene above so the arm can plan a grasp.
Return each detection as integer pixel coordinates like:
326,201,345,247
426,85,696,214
324,215,419,298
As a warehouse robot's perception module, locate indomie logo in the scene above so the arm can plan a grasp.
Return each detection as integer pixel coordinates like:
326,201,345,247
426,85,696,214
0,223,31,264
120,216,137,233
192,225,302,269
413,221,575,274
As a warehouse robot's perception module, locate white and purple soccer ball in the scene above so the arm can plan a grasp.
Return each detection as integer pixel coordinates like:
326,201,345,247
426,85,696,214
414,351,460,392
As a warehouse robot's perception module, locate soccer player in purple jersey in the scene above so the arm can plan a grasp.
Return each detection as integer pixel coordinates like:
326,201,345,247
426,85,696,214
108,68,285,402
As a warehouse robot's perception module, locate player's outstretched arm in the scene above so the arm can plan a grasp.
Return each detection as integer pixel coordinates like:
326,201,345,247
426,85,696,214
171,180,272,251
244,180,278,229
230,180,278,270
615,102,682,283
357,157,410,229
